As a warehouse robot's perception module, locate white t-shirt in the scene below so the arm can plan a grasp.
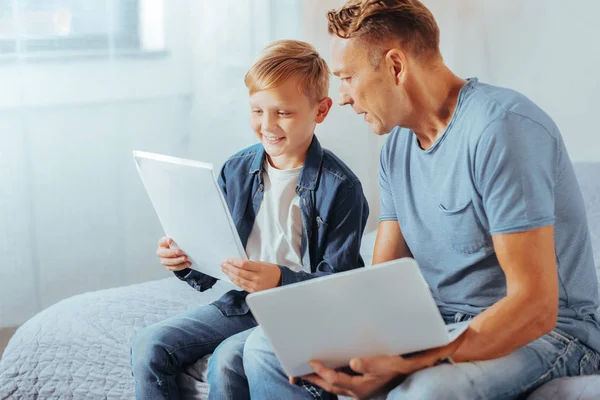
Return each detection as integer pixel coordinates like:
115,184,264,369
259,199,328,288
245,161,305,272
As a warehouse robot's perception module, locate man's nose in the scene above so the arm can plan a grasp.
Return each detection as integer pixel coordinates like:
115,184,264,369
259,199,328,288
338,93,353,107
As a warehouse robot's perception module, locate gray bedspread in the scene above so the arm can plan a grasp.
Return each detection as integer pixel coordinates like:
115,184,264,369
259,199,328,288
0,277,232,399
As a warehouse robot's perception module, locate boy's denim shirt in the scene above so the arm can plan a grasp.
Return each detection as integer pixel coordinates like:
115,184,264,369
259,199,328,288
174,135,369,316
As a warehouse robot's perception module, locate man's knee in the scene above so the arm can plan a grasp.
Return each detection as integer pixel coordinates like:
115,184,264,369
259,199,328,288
387,365,472,400
243,327,271,356
243,327,277,372
209,337,244,375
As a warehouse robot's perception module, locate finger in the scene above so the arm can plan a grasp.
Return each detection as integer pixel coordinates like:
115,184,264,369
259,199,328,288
158,237,173,248
166,263,191,271
289,376,296,385
224,258,245,268
236,260,262,272
156,248,184,258
160,256,188,266
226,273,255,292
350,355,412,375
310,361,354,387
156,248,186,258
229,278,252,292
221,263,256,280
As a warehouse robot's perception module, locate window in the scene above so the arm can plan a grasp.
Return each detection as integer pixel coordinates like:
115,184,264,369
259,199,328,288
0,0,163,56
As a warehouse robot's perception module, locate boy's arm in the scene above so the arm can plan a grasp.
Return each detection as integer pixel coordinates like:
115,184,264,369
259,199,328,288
278,181,369,285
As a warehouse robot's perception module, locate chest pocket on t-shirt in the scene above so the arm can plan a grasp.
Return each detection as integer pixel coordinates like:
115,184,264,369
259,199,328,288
437,198,489,254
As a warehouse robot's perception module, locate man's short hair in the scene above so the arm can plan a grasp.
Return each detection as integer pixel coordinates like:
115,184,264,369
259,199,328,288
327,0,441,64
245,40,330,103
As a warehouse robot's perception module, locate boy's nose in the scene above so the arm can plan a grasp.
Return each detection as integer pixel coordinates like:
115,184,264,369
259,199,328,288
261,116,277,133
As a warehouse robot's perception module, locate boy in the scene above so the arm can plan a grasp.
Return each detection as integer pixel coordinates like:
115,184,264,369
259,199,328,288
130,40,369,399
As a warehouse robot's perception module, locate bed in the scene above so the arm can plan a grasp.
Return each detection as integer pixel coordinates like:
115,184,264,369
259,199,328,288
2,162,599,399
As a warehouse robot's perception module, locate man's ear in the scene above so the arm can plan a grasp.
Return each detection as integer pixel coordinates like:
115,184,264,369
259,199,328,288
386,48,406,85
315,97,333,123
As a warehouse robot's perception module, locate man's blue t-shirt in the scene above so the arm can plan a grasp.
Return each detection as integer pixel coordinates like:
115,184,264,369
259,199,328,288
379,78,600,353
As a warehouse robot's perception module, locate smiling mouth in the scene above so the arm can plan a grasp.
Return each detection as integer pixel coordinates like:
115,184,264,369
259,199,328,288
263,135,285,144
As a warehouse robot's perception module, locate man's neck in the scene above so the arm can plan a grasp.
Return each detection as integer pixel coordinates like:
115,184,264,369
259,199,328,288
408,66,467,150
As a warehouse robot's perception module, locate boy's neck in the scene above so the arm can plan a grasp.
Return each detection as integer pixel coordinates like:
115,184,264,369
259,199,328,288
266,153,306,170
265,134,312,170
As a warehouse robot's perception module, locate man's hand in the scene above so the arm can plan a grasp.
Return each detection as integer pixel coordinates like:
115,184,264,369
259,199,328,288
300,337,463,398
221,259,281,292
346,335,463,376
156,237,190,271
301,362,398,400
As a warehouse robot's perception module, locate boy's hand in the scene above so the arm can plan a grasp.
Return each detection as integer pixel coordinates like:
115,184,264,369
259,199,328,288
156,237,191,271
221,259,281,292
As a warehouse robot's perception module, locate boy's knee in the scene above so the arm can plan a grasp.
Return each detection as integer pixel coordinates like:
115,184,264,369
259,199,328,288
131,325,172,373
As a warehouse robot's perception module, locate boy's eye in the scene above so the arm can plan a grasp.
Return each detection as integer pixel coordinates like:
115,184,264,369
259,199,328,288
278,111,292,117
251,109,263,114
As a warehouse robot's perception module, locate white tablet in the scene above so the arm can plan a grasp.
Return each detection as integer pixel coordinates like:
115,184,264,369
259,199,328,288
246,258,470,377
133,150,245,287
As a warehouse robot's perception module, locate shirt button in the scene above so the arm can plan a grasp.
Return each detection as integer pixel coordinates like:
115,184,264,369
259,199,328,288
259,185,264,192
302,198,307,206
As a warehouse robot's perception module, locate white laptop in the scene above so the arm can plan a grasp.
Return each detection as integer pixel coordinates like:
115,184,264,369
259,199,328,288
246,258,471,377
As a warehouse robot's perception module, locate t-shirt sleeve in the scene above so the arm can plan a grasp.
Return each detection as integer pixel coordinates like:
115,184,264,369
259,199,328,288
379,138,398,222
474,114,559,235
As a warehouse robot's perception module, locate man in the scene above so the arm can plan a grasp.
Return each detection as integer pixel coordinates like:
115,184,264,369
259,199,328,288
242,0,600,398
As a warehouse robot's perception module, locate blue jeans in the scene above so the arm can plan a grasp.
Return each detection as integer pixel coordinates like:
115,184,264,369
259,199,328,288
243,326,335,399
242,313,600,400
130,304,256,399
190,324,331,400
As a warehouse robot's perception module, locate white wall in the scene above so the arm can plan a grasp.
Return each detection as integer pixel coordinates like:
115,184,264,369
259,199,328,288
186,0,303,166
425,0,600,161
0,0,194,327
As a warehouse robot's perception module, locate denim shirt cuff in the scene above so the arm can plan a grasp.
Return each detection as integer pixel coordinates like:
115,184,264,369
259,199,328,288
173,268,193,280
278,264,317,286
173,269,218,292
278,265,299,286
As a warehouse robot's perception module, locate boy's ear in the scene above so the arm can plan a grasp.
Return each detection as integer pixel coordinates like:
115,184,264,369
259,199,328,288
315,97,333,124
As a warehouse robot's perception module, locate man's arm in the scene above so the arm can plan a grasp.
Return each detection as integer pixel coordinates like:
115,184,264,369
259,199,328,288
372,221,412,265
450,225,558,360
348,226,559,377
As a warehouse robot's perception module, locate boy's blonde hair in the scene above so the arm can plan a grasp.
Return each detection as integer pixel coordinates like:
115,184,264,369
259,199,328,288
244,40,330,103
